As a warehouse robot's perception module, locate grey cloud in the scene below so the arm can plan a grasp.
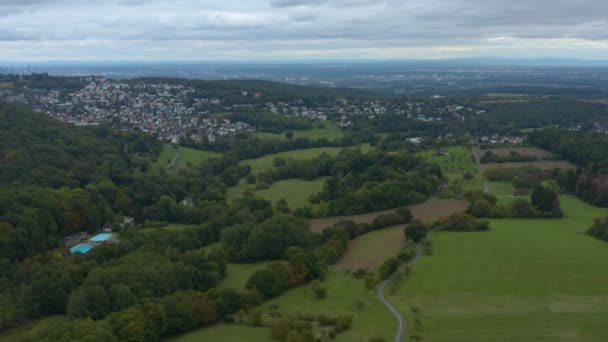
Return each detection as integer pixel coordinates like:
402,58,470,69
1,0,608,60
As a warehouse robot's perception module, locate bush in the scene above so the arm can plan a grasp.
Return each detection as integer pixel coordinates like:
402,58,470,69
437,213,489,232
371,213,405,230
403,221,427,243
313,286,327,300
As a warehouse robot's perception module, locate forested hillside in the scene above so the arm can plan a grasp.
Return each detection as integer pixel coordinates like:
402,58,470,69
0,102,162,188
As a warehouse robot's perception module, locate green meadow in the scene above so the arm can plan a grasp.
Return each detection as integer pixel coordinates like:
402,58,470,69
220,261,274,290
389,195,608,342
253,122,344,141
419,146,482,192
240,146,368,175
151,145,220,174
226,178,327,209
488,180,514,196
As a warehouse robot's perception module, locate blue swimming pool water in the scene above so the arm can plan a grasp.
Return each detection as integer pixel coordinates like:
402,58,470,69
70,244,94,254
90,233,112,242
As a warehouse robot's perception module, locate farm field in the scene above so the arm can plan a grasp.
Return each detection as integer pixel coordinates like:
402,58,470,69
389,195,608,342
335,225,404,272
488,181,514,196
226,177,328,209
309,199,469,233
254,122,344,141
480,160,576,171
479,147,553,158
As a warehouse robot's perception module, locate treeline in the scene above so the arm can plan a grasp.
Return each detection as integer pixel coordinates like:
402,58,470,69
480,150,537,164
483,97,608,129
465,186,562,219
529,129,608,206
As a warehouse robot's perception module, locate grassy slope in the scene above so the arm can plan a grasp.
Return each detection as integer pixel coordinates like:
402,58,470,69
389,195,608,342
488,181,514,196
226,178,328,209
150,145,220,174
262,270,395,342
220,261,274,290
254,122,344,141
168,325,270,342
240,147,344,175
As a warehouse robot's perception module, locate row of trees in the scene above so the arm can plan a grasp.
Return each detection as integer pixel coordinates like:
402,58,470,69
466,187,562,219
529,129,608,206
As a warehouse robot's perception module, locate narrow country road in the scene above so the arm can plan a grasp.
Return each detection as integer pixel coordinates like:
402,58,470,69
377,243,423,342
472,147,489,193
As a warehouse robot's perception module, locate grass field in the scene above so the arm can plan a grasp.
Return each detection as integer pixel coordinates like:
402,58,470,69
150,145,220,174
262,269,396,342
417,146,476,175
240,145,371,175
226,177,327,209
182,270,395,342
254,122,344,141
141,223,198,235
419,146,482,192
388,195,608,342
220,261,274,289
168,324,270,342
488,181,514,196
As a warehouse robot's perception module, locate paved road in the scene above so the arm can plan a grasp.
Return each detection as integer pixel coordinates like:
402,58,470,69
378,243,423,342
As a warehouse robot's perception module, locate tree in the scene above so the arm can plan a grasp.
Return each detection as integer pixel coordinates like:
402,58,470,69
404,221,427,243
275,198,291,213
510,199,535,218
285,131,294,140
244,214,310,261
246,269,283,299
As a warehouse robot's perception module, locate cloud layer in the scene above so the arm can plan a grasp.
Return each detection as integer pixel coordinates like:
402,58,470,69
1,0,608,60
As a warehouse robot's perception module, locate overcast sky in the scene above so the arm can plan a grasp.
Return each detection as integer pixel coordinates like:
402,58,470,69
1,0,608,61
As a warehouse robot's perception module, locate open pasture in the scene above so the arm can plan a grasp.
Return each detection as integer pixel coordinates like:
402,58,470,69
253,122,344,141
389,195,608,342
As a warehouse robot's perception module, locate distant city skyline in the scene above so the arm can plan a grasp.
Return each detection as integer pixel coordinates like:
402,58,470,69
1,0,608,61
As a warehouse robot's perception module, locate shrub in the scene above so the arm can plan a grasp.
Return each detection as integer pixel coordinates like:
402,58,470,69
313,286,327,300
404,221,427,243
437,213,489,232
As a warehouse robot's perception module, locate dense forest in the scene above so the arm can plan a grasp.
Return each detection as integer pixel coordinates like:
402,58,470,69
529,129,608,206
0,102,443,341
